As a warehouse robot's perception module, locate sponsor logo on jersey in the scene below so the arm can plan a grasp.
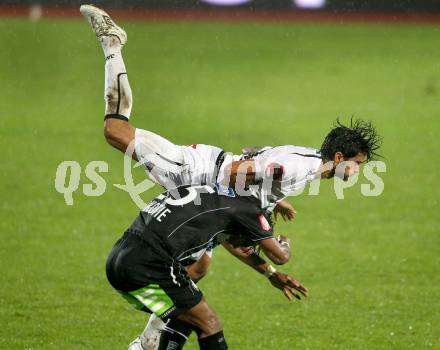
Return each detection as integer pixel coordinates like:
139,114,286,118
265,162,284,181
259,214,271,231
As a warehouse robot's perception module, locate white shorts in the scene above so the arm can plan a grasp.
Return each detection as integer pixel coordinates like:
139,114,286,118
134,129,227,190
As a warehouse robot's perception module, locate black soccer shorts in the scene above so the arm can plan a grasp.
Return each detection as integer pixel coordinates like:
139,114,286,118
106,230,203,320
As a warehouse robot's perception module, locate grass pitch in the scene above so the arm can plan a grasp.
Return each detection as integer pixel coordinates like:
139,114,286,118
0,16,439,349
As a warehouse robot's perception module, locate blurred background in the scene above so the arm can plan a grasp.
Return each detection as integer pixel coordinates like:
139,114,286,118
2,0,440,19
1,0,440,11
1,1,439,350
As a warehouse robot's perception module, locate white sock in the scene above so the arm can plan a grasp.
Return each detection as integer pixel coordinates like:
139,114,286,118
101,36,132,119
101,35,121,56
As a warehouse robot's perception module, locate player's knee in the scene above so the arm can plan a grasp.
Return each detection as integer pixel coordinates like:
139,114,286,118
199,310,222,335
103,119,133,145
103,119,123,140
103,119,117,142
207,313,222,333
179,307,221,336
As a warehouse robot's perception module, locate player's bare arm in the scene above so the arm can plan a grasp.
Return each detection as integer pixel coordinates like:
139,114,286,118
184,253,212,283
258,235,291,265
222,241,307,301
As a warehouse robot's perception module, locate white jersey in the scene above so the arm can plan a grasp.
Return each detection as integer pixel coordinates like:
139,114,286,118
134,129,322,214
134,129,231,190
247,145,322,211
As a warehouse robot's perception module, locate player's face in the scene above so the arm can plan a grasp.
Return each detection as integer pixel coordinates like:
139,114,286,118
333,152,366,181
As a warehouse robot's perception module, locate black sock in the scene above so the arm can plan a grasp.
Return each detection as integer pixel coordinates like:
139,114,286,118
157,319,192,350
166,319,193,338
198,331,228,350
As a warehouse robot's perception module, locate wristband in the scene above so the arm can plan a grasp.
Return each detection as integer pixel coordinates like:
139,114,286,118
263,265,277,278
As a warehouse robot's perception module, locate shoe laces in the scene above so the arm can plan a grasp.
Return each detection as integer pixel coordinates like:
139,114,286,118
90,15,114,37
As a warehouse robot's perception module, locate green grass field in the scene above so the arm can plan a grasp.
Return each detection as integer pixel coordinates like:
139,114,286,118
1,16,439,349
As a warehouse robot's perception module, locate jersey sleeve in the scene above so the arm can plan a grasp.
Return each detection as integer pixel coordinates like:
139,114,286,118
232,203,274,242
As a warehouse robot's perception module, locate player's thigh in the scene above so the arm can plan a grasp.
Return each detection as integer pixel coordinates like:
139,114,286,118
135,128,184,164
115,270,205,321
107,233,203,319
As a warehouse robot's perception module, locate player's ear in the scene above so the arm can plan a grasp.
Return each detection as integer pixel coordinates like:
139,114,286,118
333,152,344,165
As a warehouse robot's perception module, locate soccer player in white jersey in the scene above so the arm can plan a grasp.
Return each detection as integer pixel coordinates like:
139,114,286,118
80,5,381,349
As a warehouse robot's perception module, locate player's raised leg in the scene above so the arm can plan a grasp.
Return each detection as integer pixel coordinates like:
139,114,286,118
80,4,188,175
80,4,134,152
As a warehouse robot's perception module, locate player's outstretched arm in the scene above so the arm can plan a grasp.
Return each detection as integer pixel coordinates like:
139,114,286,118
222,241,266,270
258,236,291,265
222,242,307,301
184,253,212,283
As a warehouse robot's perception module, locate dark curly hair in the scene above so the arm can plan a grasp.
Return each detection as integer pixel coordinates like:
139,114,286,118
320,118,382,162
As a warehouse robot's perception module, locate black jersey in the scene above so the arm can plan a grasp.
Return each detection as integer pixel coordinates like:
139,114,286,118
127,184,273,262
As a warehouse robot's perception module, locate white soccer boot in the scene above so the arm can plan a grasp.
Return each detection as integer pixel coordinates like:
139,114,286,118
128,336,145,350
79,4,127,45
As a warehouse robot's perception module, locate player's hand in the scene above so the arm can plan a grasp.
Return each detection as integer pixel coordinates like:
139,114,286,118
273,200,296,222
269,272,308,301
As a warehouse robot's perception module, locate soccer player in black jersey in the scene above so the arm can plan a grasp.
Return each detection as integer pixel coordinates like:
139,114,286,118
106,184,308,350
